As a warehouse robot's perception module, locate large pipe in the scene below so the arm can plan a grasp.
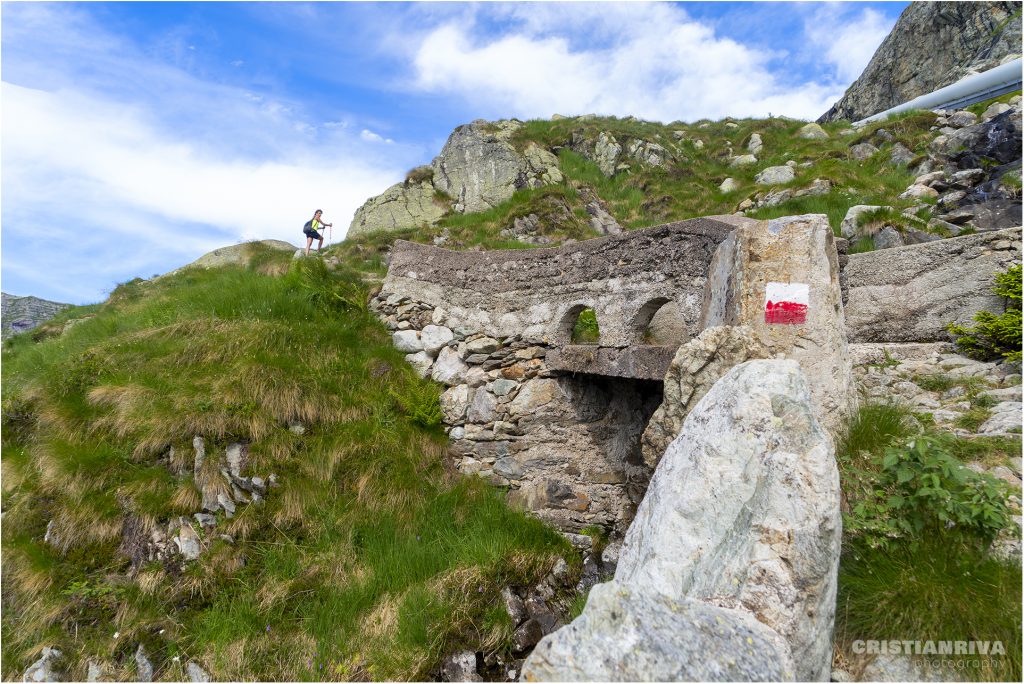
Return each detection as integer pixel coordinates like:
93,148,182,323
854,58,1022,126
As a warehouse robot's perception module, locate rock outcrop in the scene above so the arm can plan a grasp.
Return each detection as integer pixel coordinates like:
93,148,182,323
701,214,856,437
432,120,563,214
819,2,1022,123
347,179,448,238
349,120,565,237
523,360,842,682
640,325,769,468
845,227,1022,343
1,292,70,340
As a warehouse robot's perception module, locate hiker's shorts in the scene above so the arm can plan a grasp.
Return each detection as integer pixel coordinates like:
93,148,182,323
304,229,323,240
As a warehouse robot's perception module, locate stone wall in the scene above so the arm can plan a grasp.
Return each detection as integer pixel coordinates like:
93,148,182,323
381,216,737,347
371,296,663,534
845,227,1022,343
372,217,740,533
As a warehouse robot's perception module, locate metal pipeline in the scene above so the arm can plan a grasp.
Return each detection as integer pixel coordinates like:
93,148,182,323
854,58,1022,126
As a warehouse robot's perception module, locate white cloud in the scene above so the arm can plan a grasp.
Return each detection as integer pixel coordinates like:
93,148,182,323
806,6,895,84
3,82,395,243
1,3,418,302
361,129,395,144
408,4,845,122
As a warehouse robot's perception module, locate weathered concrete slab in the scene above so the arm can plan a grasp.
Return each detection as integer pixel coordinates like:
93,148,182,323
545,345,677,380
845,227,1022,343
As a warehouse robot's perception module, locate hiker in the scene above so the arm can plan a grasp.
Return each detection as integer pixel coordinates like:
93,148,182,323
303,209,332,256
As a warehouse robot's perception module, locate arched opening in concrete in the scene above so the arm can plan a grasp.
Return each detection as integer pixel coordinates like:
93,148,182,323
632,297,687,345
558,304,601,345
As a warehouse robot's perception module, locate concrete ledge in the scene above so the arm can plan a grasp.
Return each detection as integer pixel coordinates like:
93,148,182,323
547,345,677,380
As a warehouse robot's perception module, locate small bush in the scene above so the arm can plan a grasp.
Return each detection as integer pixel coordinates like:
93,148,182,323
948,265,1022,363
405,165,434,186
845,435,1016,548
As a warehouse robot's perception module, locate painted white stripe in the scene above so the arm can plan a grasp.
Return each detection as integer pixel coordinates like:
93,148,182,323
765,282,809,305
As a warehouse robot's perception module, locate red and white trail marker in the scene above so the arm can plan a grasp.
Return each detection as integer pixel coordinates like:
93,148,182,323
764,282,809,325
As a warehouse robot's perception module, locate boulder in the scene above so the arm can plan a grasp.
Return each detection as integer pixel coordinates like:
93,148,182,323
899,183,939,200
845,227,1023,343
440,384,471,423
840,205,887,239
719,177,740,193
873,226,904,250
521,582,795,682
347,180,447,239
432,121,562,213
23,647,63,682
978,401,1023,435
392,330,423,353
405,351,433,378
948,110,979,128
420,325,454,356
850,142,878,160
983,102,1012,120
617,360,842,681
747,133,763,155
888,142,915,166
135,645,153,683
440,651,482,682
466,388,498,424
640,326,770,468
730,154,758,167
754,165,796,185
700,214,856,437
186,663,211,683
797,123,829,139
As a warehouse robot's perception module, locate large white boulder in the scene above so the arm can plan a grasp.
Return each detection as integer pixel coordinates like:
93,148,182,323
524,360,841,682
700,214,856,437
618,360,842,681
521,582,795,681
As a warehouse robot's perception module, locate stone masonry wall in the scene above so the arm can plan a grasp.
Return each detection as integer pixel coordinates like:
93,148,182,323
372,218,740,533
381,217,737,347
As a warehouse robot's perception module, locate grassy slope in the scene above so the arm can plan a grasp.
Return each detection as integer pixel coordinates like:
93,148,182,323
1,245,571,681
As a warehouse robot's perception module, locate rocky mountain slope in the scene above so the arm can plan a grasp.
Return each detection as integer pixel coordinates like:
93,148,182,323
347,93,1021,256
1,292,71,340
819,1,1022,123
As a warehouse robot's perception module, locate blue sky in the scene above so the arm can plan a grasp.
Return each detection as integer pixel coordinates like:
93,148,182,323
1,1,908,304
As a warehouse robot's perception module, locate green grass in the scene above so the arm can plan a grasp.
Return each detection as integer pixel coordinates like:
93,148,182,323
836,536,1021,682
571,308,601,344
1,257,572,681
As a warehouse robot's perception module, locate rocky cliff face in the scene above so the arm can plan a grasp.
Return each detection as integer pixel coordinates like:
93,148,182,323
348,120,563,239
1,292,70,340
819,2,1022,123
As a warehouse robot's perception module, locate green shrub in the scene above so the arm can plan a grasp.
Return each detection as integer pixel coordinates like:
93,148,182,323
845,435,1015,548
948,265,1022,362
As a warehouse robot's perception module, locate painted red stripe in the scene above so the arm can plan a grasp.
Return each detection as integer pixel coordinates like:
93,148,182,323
765,300,808,325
